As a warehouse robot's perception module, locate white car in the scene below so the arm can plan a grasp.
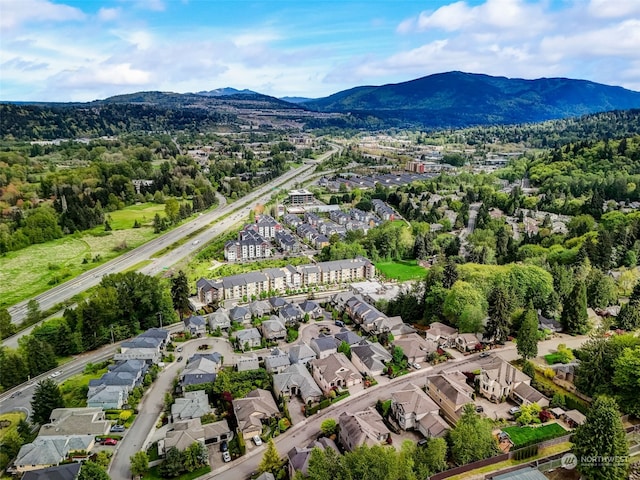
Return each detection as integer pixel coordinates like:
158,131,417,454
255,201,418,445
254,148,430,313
50,370,62,378
222,451,231,463
253,435,263,446
412,363,422,370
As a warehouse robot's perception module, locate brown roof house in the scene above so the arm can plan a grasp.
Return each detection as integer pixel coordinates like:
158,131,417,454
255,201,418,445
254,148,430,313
393,334,438,363
426,322,458,347
338,408,391,452
350,341,392,376
260,317,287,342
288,437,340,479
391,384,450,439
232,389,279,439
425,372,474,424
40,408,110,437
310,352,362,394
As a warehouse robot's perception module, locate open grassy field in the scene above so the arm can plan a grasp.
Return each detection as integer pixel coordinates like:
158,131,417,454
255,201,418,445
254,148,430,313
375,259,427,281
183,256,310,284
103,202,166,230
0,412,26,442
502,423,567,448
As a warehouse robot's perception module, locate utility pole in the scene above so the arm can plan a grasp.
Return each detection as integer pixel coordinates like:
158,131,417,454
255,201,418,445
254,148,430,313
110,324,115,344
157,311,163,329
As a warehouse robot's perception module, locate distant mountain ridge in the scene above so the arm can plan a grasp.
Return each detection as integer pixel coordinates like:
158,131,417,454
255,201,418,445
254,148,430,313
304,71,640,128
195,87,257,97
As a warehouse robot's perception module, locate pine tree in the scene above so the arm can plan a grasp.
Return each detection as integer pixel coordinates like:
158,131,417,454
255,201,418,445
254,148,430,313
31,378,65,424
170,270,191,320
486,284,512,344
517,303,538,360
258,439,283,476
572,396,629,480
442,258,458,289
561,280,589,334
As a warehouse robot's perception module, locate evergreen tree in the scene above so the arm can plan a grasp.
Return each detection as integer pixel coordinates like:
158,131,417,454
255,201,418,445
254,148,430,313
561,280,589,334
486,283,512,344
616,302,640,331
31,378,65,424
517,303,538,360
170,270,191,320
573,396,629,480
442,258,458,289
612,346,640,416
258,439,284,476
0,308,16,339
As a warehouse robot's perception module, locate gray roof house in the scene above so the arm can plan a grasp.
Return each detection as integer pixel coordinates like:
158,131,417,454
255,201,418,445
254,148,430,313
207,308,231,330
232,389,279,438
338,408,390,452
86,385,127,410
299,300,323,319
249,300,271,318
287,437,339,479
40,408,110,437
21,463,81,480
171,390,210,421
391,384,449,439
235,328,263,351
310,352,362,394
236,353,260,372
279,303,303,325
264,348,292,374
426,322,458,347
230,305,251,323
334,328,363,346
184,315,207,336
393,334,438,363
350,341,392,376
181,353,222,386
273,363,323,404
310,334,340,359
14,435,95,473
261,317,287,341
288,342,317,365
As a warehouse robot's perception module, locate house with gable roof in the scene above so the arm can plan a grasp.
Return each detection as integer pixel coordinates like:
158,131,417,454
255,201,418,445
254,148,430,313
310,334,340,359
288,342,316,365
393,334,438,363
391,384,449,439
261,317,287,341
338,408,390,452
350,341,392,376
273,363,323,404
288,438,339,479
310,352,362,394
171,390,210,421
184,315,207,336
425,372,474,424
207,308,231,331
232,389,279,438
264,348,291,374
235,328,263,351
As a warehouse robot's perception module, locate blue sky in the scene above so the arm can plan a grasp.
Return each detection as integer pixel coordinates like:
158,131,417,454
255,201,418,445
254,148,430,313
1,0,640,101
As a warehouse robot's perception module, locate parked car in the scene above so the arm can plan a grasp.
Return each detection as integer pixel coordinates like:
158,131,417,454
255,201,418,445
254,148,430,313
104,438,118,446
417,439,428,447
176,346,183,352
222,451,231,463
335,320,345,327
479,352,490,358
110,425,125,433
220,440,228,452
509,406,521,415
253,435,263,446
475,405,484,413
412,362,422,370
177,356,184,362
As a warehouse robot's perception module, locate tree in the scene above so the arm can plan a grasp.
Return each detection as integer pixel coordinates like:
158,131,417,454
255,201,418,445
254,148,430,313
258,439,284,476
78,461,110,480
517,304,538,360
130,451,150,477
26,299,41,325
414,437,448,478
612,346,640,416
170,271,191,320
320,418,338,436
0,308,15,339
561,280,589,334
31,378,65,424
392,346,405,365
449,404,498,465
160,446,184,478
165,198,180,223
572,396,629,480
306,446,345,480
586,269,618,309
442,259,458,289
617,302,640,331
337,341,351,359
486,284,512,344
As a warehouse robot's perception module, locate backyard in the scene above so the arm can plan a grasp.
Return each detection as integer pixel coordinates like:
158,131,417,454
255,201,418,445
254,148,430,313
502,423,568,448
375,259,427,281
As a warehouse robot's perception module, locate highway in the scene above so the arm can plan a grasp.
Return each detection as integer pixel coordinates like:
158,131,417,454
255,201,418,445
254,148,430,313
4,147,337,330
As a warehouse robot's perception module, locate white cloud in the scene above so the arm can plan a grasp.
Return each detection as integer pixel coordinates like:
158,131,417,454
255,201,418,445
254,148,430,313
0,0,85,29
97,7,121,22
587,0,640,18
52,63,151,88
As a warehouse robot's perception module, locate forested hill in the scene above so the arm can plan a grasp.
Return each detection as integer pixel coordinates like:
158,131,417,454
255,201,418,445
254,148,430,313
305,71,640,128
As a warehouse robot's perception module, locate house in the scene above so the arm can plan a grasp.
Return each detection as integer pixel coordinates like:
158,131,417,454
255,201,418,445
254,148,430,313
393,334,438,363
299,300,323,320
334,328,363,346
371,199,398,221
287,437,339,478
88,372,137,404
391,384,450,438
265,268,287,292
273,364,323,404
310,352,362,394
235,328,262,351
511,382,549,408
261,317,287,341
224,229,272,262
478,358,530,403
21,463,81,480
207,308,231,331
310,334,340,359
138,327,170,346
425,373,474,424
426,322,458,347
274,231,299,253
163,418,205,454
283,213,303,228
203,418,233,445
14,435,95,473
268,296,288,312
115,335,164,363
184,315,207,336
249,300,271,318
350,341,392,376
338,408,390,452
171,390,210,421
538,312,563,333
284,265,302,288
181,353,222,387
455,333,481,352
40,408,110,437
86,385,127,410
255,215,282,239
264,348,292,374
236,354,260,372
279,303,303,326
288,342,317,365
489,467,550,480
230,305,251,323
232,389,279,438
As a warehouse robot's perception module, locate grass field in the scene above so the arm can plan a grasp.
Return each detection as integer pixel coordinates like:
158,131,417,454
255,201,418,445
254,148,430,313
502,423,567,448
375,259,427,281
0,412,26,442
103,202,166,230
184,256,310,284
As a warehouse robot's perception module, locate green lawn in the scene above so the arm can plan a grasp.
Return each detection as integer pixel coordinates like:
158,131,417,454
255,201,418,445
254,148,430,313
103,202,166,230
375,260,427,281
0,412,26,442
502,423,567,448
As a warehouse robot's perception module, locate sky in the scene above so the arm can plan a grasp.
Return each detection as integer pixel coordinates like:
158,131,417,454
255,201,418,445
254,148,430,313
1,0,640,102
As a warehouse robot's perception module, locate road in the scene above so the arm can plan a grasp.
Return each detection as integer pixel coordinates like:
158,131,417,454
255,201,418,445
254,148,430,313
4,147,338,335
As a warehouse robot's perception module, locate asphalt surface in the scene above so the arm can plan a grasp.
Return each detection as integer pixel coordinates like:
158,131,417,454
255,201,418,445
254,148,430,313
4,147,338,337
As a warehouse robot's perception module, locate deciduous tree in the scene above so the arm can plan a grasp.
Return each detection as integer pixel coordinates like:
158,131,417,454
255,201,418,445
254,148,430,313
449,404,498,465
